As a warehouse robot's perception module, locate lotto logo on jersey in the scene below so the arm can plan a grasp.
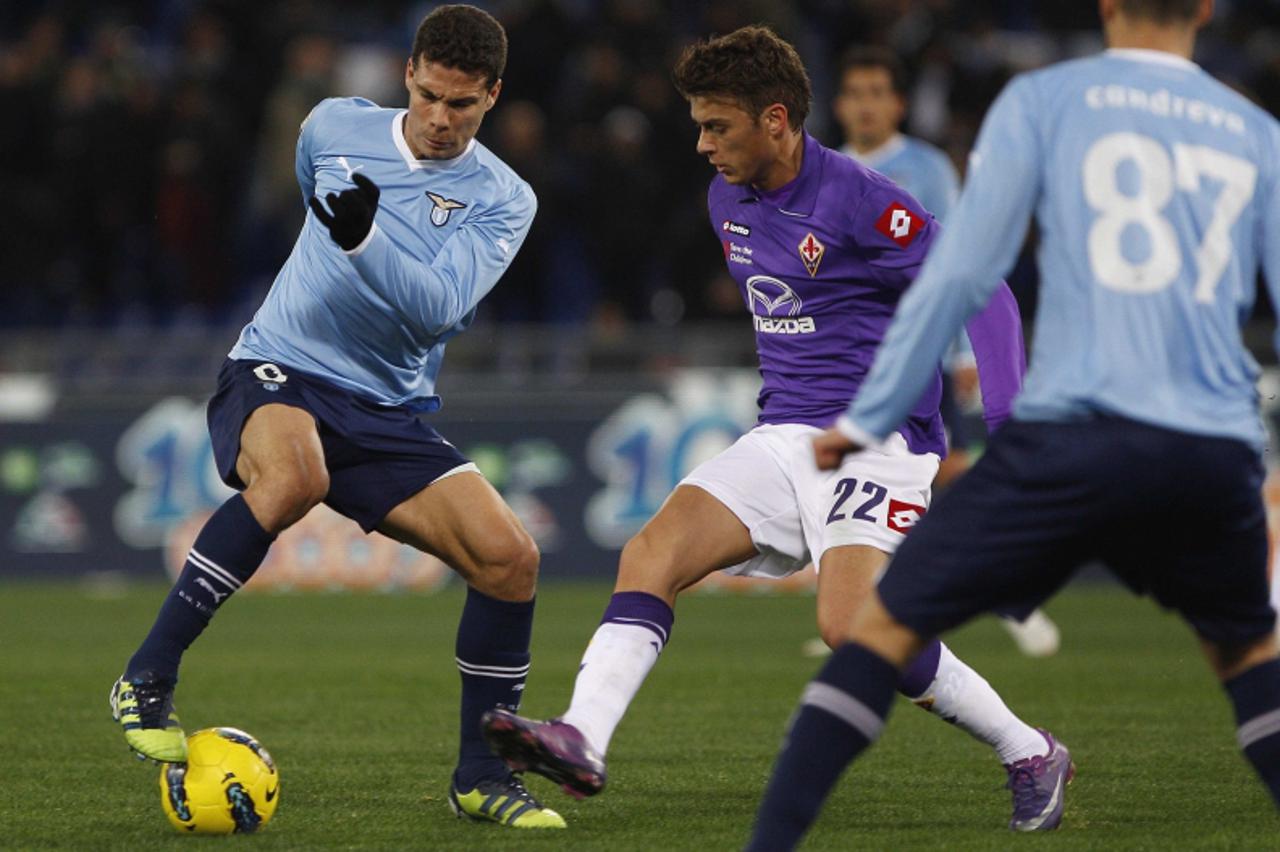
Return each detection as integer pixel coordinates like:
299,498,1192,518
874,203,925,248
722,219,751,237
886,499,925,533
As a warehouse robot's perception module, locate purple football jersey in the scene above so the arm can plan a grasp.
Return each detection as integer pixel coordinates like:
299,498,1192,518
707,133,1024,457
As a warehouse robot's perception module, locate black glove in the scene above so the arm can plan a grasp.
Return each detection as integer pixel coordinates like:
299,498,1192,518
309,171,380,251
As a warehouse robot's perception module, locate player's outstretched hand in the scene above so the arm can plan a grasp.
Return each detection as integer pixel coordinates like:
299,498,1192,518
813,427,862,470
309,172,381,251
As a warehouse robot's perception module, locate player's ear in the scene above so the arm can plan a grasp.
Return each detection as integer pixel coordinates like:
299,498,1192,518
762,103,789,137
485,78,503,111
404,57,416,92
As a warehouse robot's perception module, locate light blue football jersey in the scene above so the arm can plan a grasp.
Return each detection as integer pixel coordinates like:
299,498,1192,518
841,134,960,222
230,97,536,410
843,49,1280,450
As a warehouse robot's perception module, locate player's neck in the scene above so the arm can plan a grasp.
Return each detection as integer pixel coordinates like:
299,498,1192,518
849,132,901,159
1106,19,1196,59
754,131,805,193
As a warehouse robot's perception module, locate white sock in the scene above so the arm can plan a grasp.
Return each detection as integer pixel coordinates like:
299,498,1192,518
909,643,1047,764
560,622,664,756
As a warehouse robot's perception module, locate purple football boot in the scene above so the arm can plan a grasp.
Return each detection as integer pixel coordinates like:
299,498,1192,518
481,709,606,799
1005,729,1075,831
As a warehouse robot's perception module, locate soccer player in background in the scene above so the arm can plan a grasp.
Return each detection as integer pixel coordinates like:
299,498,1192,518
835,46,960,236
109,5,567,829
835,45,1061,658
748,0,1280,847
483,25,1070,829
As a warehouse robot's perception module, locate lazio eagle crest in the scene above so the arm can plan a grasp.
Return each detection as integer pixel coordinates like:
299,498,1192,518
425,191,467,226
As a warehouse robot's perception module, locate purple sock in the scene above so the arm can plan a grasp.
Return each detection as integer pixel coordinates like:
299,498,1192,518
600,591,674,648
896,638,942,698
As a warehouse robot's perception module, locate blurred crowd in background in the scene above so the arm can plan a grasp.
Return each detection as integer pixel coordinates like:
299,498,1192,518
2,0,1279,337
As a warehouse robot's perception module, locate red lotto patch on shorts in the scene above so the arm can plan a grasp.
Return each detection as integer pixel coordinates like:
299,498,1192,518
886,499,926,534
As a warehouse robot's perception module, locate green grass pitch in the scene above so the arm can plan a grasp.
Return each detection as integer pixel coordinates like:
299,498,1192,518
1,580,1277,850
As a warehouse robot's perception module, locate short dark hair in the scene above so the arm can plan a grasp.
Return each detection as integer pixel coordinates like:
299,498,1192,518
838,46,908,95
672,26,812,131
1116,0,1202,23
411,5,507,88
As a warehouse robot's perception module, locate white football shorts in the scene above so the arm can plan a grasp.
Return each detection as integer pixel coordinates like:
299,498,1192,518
680,423,939,579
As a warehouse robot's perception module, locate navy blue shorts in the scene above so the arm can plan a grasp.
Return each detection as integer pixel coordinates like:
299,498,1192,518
878,417,1275,646
207,359,470,532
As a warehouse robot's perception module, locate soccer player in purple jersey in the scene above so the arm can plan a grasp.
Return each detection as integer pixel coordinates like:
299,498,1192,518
482,26,1069,827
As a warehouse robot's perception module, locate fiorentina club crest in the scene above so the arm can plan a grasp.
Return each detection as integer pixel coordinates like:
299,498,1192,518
798,232,825,277
875,202,925,247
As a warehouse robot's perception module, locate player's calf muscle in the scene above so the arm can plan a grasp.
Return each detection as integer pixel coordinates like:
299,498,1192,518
615,532,703,602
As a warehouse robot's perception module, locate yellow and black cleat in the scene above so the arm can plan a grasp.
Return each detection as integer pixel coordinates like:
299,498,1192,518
449,775,566,829
109,675,187,764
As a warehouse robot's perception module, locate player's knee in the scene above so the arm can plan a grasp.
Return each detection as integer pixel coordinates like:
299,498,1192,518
244,465,329,533
816,615,849,651
817,590,872,650
473,529,540,600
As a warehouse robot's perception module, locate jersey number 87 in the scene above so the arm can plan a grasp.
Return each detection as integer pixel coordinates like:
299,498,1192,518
1083,131,1257,303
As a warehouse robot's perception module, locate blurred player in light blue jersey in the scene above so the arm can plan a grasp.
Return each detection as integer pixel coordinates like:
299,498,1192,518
835,45,1061,658
834,46,960,223
109,5,567,830
750,1,1280,847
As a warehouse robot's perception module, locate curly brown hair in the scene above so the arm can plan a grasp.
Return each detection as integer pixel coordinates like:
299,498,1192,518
411,5,507,88
672,26,812,131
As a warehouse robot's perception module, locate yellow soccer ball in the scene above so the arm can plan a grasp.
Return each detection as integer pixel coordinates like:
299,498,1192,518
159,727,279,834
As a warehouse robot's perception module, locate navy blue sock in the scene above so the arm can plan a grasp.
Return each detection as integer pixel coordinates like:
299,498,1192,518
1225,657,1280,808
454,586,534,789
125,494,275,682
746,642,899,852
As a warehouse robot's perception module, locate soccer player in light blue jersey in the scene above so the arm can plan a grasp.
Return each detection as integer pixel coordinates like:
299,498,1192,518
834,46,960,223
835,44,1062,658
109,6,566,829
749,1,1280,847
